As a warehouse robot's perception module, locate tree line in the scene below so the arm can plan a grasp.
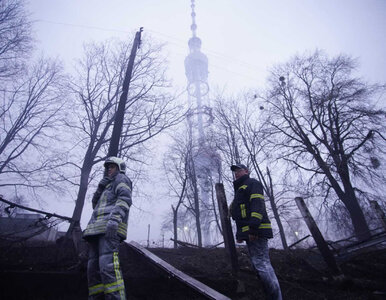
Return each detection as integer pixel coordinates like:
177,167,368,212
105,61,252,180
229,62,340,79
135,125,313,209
162,51,386,248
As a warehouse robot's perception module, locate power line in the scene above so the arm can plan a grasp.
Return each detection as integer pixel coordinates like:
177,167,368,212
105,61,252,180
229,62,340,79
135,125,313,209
35,19,267,76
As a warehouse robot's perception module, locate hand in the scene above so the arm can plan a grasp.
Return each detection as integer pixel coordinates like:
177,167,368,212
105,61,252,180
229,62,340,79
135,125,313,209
98,177,112,189
248,234,258,242
105,219,119,239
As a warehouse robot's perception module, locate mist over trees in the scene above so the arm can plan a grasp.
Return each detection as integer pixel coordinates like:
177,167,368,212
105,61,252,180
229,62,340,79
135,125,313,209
65,38,185,235
162,51,385,246
0,0,32,79
2,0,385,248
0,0,67,196
261,51,385,241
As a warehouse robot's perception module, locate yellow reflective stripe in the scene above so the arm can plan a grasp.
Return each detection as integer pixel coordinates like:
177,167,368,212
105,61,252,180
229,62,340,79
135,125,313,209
116,199,130,210
241,225,249,232
105,285,125,295
250,193,264,200
104,280,124,294
251,212,263,219
97,193,107,220
259,223,272,229
240,204,246,218
106,252,125,298
117,228,127,236
115,182,131,193
89,283,104,296
114,252,122,281
117,223,127,236
239,185,248,190
86,222,107,229
111,214,122,223
104,279,123,289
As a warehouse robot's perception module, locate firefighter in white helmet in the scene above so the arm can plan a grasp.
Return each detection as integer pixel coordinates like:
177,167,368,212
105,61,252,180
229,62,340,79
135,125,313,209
83,156,132,299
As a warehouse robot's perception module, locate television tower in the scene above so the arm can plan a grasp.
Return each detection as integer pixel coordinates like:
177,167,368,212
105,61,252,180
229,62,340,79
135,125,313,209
184,0,220,245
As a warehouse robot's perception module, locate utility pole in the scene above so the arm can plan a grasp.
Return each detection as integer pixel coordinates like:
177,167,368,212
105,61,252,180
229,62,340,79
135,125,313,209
66,28,143,250
108,27,143,157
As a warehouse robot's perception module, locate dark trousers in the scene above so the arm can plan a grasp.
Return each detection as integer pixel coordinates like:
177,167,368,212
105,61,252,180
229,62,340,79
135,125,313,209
247,238,282,300
87,235,126,300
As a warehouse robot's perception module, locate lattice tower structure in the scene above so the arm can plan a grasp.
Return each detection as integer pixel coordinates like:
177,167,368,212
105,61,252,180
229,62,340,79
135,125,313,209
184,0,221,246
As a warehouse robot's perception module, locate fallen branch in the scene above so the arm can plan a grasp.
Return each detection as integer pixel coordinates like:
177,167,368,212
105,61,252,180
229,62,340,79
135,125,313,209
0,196,72,221
170,238,201,248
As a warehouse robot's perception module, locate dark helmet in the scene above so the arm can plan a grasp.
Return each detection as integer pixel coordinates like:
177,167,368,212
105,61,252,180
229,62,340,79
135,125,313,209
104,156,126,174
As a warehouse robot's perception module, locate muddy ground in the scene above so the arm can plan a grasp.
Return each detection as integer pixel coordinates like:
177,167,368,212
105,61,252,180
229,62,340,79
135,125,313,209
0,239,385,299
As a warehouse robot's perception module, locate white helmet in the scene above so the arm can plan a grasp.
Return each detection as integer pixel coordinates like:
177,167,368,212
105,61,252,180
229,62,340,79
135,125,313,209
104,157,126,173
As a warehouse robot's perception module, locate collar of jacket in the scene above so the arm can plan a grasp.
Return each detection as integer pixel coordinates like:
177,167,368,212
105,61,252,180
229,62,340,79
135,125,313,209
233,174,249,190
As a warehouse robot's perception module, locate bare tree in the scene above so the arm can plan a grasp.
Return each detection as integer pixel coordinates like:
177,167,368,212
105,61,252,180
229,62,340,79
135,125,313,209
65,38,185,235
0,0,32,79
0,57,67,192
212,95,289,249
161,125,209,247
262,50,386,241
162,135,189,248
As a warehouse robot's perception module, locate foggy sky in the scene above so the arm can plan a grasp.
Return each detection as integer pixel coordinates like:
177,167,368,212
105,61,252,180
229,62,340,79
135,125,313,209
24,0,386,245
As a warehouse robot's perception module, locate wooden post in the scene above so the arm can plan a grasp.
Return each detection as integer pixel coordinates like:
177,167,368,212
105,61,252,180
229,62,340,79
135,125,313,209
147,224,150,248
370,200,386,231
108,27,143,157
215,183,238,274
295,197,341,276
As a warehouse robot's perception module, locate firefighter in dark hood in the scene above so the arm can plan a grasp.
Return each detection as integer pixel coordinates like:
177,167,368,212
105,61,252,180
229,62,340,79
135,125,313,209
83,157,132,299
230,163,282,300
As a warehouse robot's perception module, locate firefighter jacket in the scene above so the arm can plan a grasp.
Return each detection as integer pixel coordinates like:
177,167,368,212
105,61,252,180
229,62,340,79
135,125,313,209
230,174,273,241
83,173,132,240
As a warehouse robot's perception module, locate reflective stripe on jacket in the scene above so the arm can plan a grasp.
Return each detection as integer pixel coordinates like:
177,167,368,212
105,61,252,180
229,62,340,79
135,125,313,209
84,173,132,240
230,174,273,240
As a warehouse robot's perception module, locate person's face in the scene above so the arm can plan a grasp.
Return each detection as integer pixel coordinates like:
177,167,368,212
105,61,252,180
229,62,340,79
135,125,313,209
106,164,118,177
233,168,248,180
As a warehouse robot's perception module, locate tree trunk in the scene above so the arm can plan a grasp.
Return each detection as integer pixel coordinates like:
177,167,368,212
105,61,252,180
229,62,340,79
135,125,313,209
341,190,371,241
192,174,202,247
172,205,178,249
311,146,371,241
266,167,288,250
268,194,288,250
67,158,92,236
339,159,371,241
211,179,223,235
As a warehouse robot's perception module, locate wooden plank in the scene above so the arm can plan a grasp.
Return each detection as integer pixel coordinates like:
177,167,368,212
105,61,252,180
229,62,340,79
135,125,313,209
295,197,341,276
128,241,231,300
337,231,386,257
215,183,238,274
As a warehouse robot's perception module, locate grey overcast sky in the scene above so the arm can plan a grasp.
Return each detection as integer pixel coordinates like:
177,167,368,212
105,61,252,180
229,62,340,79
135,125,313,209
26,0,386,244
29,0,386,91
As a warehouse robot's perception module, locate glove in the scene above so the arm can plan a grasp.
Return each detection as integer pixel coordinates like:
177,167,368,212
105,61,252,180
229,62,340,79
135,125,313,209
98,177,112,189
105,219,119,239
92,177,112,209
